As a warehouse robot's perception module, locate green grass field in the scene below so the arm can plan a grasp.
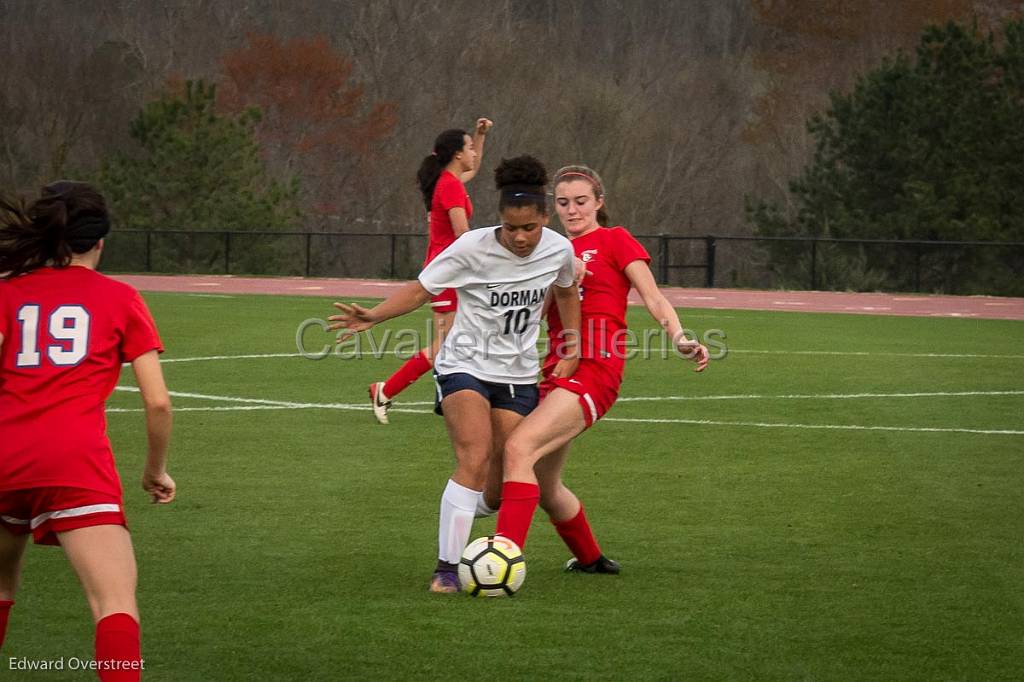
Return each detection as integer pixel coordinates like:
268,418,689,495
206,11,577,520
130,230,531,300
5,291,1023,680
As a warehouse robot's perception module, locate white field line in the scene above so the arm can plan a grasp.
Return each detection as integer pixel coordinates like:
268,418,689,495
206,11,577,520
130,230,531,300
727,349,1024,359
109,387,1024,435
615,390,1024,402
599,417,1024,436
113,387,1024,408
150,349,1024,365
160,353,305,364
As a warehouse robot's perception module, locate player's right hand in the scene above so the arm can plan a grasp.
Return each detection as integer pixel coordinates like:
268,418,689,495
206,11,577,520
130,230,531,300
676,339,709,372
573,257,592,286
143,470,176,504
328,302,376,341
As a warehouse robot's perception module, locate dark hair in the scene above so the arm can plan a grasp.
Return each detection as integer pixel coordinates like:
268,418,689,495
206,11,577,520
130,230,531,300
416,129,469,211
0,181,110,278
494,155,548,215
554,165,609,225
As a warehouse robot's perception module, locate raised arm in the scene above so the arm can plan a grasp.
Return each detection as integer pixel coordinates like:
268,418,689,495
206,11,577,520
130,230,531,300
624,260,708,372
459,118,493,184
328,281,432,341
132,350,176,503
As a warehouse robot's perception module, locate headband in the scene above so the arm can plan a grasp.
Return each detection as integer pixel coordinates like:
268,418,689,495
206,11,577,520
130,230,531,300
555,171,603,194
500,184,547,202
66,216,111,251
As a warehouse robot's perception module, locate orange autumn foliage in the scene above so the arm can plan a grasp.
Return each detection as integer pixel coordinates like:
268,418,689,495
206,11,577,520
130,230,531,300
218,34,398,216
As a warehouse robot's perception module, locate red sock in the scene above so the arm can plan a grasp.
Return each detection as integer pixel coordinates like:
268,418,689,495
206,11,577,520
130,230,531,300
382,351,433,399
553,505,602,566
495,481,540,549
0,600,12,649
95,613,141,682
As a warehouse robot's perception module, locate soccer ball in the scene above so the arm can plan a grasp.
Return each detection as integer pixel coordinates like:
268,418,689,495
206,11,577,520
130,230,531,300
459,535,526,597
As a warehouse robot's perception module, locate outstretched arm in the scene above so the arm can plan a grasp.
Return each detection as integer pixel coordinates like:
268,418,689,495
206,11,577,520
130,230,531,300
459,118,493,184
624,260,708,372
328,281,432,341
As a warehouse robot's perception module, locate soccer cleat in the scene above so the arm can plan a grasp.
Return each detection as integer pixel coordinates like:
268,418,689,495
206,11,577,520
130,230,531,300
368,382,392,425
429,570,461,593
564,555,621,574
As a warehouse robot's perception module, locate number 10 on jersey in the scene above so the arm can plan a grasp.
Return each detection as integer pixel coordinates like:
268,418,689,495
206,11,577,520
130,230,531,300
502,307,530,335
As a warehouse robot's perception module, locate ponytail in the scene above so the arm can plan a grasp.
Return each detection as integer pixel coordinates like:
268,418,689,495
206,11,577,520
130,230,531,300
0,181,110,278
416,129,468,211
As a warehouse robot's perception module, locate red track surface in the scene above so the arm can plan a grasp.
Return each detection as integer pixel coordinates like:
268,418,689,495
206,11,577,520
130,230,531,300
112,273,1024,320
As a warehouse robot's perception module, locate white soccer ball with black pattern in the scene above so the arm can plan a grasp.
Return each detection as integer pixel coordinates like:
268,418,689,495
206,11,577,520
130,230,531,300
459,535,526,597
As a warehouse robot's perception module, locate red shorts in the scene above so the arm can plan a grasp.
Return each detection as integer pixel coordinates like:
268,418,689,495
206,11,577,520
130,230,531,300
540,357,623,428
0,487,126,546
430,288,457,314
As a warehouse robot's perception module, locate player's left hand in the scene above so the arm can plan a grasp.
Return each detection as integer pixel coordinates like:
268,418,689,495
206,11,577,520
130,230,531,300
676,338,709,372
328,302,377,342
143,470,176,504
475,118,493,135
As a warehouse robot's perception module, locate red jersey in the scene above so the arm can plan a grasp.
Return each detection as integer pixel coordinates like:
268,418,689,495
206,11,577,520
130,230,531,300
545,226,650,368
425,170,472,265
0,266,163,495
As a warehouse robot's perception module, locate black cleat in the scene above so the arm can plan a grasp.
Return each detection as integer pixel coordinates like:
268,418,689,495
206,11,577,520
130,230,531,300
564,555,621,574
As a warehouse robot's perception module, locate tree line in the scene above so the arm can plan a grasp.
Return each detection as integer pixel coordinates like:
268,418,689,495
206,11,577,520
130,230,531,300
1,1,1021,292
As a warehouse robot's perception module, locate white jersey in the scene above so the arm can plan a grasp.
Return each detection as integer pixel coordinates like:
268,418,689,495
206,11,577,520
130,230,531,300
419,226,575,384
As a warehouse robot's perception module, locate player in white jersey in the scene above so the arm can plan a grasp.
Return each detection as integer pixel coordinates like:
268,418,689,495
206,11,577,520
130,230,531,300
329,156,581,593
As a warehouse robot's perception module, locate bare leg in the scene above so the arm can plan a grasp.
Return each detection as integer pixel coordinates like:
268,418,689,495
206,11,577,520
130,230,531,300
441,389,494,490
483,409,527,512
503,388,587,484
535,443,580,522
0,526,28,602
432,388,495,591
59,525,139,622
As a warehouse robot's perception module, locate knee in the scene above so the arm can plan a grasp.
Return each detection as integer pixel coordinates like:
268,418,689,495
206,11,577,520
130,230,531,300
504,435,533,469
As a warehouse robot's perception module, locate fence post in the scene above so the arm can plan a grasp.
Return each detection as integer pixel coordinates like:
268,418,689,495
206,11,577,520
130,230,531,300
810,238,818,290
389,234,397,278
145,231,152,272
914,244,922,292
305,233,312,278
705,235,717,288
658,234,669,284
224,232,231,274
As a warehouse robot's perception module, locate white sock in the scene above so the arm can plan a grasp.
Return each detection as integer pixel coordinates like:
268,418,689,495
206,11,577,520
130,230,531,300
474,494,497,519
438,479,480,564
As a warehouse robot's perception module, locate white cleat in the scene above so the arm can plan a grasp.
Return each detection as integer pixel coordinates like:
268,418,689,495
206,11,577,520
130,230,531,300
368,382,392,425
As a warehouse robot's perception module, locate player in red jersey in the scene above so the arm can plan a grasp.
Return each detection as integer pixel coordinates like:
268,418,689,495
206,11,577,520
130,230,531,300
368,119,493,424
494,165,709,573
332,156,580,593
0,182,174,680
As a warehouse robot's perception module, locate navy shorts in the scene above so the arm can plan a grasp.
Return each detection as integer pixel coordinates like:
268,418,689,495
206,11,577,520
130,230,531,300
434,372,539,417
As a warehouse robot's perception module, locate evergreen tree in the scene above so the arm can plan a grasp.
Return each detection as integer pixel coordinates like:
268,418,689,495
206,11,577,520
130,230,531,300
98,80,302,273
748,20,1024,294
